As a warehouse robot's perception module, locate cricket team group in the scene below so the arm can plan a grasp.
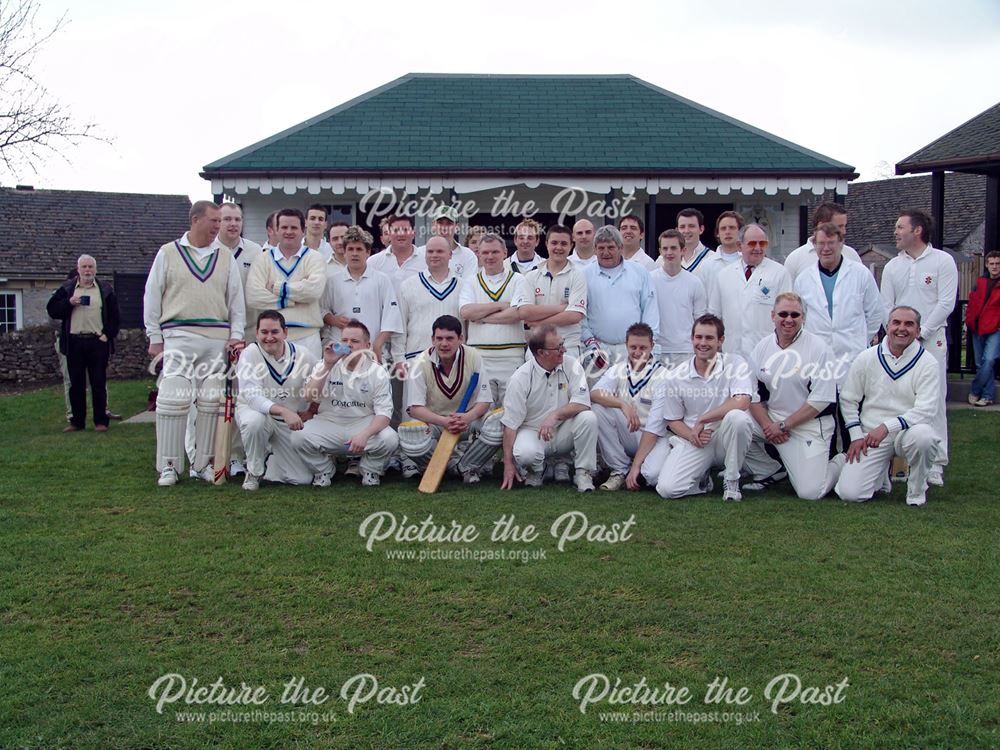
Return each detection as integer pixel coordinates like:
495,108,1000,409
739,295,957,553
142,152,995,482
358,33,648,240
140,198,960,506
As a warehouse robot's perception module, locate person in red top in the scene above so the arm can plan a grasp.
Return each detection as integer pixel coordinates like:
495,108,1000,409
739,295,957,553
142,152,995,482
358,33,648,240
966,251,1000,406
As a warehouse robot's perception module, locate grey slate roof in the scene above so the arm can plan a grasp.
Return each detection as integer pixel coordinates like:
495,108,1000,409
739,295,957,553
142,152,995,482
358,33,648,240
809,173,986,252
204,73,855,176
0,187,191,278
897,101,1000,173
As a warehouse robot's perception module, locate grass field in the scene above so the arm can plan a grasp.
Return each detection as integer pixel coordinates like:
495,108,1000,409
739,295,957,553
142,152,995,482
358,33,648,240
1,379,998,750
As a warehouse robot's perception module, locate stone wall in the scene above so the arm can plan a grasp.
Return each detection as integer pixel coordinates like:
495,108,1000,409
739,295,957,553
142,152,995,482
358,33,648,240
0,326,151,386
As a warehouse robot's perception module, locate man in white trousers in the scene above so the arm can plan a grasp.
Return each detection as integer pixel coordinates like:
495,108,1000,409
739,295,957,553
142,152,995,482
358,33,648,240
748,293,845,499
144,201,245,486
835,306,943,506
591,323,665,491
879,209,957,486
500,325,597,492
293,320,399,487
626,315,776,501
235,310,319,489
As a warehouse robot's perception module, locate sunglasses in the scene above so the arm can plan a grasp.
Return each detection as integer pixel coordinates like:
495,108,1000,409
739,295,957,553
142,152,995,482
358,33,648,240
744,240,769,249
776,311,802,319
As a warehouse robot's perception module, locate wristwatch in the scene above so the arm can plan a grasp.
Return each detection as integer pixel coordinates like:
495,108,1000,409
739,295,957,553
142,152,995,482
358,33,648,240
778,421,789,434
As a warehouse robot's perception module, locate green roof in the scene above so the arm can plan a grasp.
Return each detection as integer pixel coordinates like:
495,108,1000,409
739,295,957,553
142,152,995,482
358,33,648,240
204,74,854,175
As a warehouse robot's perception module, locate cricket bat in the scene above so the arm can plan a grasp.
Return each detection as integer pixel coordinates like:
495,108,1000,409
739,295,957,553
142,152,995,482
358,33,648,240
212,363,236,485
417,373,480,494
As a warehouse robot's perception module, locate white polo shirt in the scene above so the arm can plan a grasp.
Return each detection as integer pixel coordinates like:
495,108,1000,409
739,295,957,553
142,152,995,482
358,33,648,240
367,246,427,295
512,260,588,352
581,260,659,347
316,355,393,422
305,239,334,264
404,346,493,411
509,253,545,274
624,248,657,271
568,250,597,269
501,355,591,431
748,330,838,421
649,267,707,355
646,352,754,433
321,266,402,342
879,245,958,340
237,340,319,415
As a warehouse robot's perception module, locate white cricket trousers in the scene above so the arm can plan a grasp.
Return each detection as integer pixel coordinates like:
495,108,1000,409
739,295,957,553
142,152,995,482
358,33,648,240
594,403,641,473
653,410,758,498
750,415,842,500
835,424,941,502
292,417,399,476
513,411,598,473
235,408,312,484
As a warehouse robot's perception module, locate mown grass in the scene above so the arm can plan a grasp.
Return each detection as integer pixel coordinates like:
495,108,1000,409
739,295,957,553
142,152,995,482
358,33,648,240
0,380,998,749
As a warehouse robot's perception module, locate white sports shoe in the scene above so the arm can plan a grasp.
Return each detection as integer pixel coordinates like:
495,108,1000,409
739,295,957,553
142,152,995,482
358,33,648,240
188,466,200,480
462,471,480,485
574,470,595,493
312,472,332,487
906,492,927,507
158,465,178,487
723,479,742,502
229,458,246,477
554,462,572,483
523,469,544,488
361,471,381,487
600,472,626,491
400,457,421,479
927,469,944,487
242,473,260,491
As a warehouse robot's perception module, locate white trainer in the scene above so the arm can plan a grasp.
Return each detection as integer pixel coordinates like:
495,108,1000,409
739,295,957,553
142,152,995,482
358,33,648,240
574,469,595,493
361,471,381,487
906,493,927,507
554,462,572,483
523,469,544,488
158,465,178,487
312,472,332,488
600,472,626,491
927,469,944,487
229,458,246,477
723,479,742,502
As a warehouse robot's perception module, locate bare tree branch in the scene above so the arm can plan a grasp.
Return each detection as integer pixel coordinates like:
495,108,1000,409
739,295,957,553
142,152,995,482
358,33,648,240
0,0,109,178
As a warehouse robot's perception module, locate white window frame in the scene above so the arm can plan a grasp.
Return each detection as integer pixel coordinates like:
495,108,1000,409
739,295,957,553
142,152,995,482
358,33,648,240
0,289,23,332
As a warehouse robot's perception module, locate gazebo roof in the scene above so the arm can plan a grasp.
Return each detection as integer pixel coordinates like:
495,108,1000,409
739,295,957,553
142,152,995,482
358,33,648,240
896,101,1000,175
203,73,855,178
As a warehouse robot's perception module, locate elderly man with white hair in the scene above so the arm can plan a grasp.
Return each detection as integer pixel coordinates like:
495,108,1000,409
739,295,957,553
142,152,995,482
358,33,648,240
709,222,791,359
47,254,121,432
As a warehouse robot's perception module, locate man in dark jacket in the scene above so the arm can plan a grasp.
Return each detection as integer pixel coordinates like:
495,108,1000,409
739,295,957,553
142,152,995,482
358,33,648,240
47,255,120,431
966,250,1000,406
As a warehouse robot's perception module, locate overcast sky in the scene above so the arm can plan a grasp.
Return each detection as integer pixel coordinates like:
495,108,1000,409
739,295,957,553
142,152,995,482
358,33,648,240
12,0,1000,200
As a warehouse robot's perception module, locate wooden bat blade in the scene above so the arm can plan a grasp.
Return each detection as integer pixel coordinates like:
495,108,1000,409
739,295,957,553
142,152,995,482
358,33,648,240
417,430,462,494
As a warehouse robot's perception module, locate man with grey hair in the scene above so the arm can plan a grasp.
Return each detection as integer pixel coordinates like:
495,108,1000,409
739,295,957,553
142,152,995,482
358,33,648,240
580,225,659,379
709,222,791,359
47,254,121,432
